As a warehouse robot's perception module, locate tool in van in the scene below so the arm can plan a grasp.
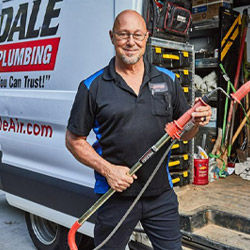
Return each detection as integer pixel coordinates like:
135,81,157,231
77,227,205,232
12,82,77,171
215,62,249,175
223,9,248,155
68,83,250,250
232,109,250,147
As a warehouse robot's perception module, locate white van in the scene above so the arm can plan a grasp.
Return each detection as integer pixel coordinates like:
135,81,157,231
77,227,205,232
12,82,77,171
0,0,145,249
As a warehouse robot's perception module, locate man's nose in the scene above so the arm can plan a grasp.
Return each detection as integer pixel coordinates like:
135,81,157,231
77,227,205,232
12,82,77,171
126,34,136,45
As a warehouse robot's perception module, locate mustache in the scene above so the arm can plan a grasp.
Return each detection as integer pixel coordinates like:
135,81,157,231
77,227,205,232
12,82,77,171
123,45,139,49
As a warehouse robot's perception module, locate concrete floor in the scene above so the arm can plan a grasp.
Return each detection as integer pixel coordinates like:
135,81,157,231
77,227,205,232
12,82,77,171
0,191,36,250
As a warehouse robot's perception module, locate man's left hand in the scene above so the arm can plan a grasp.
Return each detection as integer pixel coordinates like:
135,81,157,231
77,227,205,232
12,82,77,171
191,98,212,127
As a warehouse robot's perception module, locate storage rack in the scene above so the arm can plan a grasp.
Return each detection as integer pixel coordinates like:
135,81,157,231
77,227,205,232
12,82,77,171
189,11,239,156
146,37,195,187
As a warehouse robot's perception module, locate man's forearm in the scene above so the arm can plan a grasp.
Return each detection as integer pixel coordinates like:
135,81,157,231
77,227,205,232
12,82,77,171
65,130,136,192
65,130,112,177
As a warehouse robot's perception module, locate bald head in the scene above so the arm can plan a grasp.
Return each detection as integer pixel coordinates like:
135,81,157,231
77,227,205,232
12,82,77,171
112,10,147,32
110,10,148,66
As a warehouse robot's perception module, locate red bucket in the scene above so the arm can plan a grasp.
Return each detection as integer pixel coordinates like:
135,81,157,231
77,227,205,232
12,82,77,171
193,159,209,185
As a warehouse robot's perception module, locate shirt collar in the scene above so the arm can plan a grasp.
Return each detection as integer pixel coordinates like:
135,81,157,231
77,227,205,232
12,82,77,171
102,57,117,81
147,60,162,79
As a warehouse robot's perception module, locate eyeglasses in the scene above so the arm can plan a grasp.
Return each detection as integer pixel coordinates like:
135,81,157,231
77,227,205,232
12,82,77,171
113,31,147,41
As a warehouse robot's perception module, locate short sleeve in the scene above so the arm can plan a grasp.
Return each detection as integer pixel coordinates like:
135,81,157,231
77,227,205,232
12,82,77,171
172,77,190,120
67,81,96,136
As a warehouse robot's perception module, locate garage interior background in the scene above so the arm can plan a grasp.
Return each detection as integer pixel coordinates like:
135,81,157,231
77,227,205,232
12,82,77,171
135,1,250,249
144,0,250,186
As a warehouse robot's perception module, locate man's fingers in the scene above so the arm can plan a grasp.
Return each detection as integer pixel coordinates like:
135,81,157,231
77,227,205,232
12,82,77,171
109,176,134,192
126,176,134,184
193,107,211,114
195,106,212,114
116,187,124,192
192,106,212,122
113,181,131,192
126,172,138,180
106,165,138,192
194,98,212,123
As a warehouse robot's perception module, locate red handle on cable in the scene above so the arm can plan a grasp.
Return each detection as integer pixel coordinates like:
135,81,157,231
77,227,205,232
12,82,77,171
166,97,209,139
68,221,81,250
231,81,250,103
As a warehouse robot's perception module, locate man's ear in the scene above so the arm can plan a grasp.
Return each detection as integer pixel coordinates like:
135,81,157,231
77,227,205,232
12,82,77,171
109,30,114,44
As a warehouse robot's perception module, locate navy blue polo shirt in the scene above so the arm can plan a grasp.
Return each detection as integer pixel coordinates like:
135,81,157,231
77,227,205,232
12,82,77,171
67,57,189,197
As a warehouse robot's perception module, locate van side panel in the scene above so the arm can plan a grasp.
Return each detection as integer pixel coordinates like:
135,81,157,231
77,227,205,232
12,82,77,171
0,0,143,229
1,163,97,221
0,0,115,187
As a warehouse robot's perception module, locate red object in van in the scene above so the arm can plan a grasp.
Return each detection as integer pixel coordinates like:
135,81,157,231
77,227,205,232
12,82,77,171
193,159,209,185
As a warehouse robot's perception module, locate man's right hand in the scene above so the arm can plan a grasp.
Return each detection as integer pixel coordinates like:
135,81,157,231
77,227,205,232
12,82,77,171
104,164,137,192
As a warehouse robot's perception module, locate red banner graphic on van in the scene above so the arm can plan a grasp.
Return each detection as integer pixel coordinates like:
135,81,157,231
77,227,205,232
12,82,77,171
0,38,60,72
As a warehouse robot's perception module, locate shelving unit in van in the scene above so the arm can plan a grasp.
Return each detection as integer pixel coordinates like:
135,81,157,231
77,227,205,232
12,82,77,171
146,37,195,187
191,21,219,154
190,7,243,155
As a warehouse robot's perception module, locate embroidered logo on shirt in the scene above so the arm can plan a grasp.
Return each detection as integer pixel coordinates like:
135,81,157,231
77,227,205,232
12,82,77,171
149,82,168,95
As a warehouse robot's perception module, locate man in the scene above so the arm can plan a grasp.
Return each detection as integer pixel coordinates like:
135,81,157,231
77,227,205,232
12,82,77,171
66,10,211,250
